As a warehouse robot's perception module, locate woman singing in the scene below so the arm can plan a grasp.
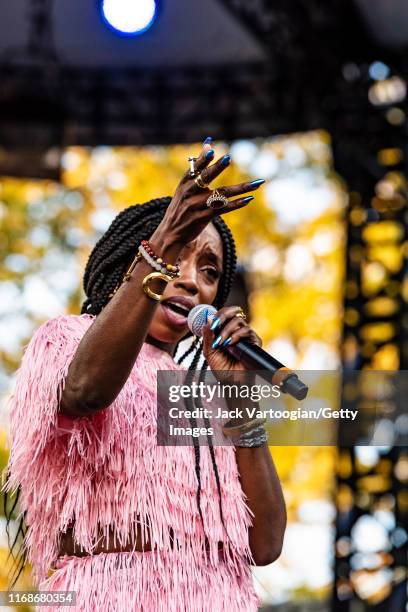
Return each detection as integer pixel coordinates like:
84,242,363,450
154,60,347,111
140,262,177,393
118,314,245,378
4,139,286,611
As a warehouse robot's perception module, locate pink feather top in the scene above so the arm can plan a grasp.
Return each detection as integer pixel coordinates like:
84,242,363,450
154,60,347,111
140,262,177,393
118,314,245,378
4,314,257,586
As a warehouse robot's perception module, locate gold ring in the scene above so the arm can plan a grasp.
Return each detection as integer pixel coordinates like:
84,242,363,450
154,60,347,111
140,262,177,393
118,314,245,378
235,307,246,320
194,173,208,189
142,272,175,301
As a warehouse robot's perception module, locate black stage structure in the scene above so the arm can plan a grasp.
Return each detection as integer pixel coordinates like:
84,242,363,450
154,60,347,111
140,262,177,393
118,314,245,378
0,1,407,609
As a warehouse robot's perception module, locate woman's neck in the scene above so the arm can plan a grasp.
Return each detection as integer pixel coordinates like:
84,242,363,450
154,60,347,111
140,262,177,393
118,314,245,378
145,334,176,358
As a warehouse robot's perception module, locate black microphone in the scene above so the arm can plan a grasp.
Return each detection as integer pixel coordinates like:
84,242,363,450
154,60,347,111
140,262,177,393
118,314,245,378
187,304,308,401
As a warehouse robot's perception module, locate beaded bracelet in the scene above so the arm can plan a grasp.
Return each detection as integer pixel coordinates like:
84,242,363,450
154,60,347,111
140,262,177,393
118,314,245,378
139,240,180,278
107,240,180,301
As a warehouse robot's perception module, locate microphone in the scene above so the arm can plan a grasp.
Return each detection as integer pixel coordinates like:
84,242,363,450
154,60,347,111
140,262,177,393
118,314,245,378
187,304,308,401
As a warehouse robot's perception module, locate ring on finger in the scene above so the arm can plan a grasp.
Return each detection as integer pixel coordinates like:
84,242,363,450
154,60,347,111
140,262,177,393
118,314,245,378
188,156,198,177
235,307,247,320
206,189,229,210
194,173,208,189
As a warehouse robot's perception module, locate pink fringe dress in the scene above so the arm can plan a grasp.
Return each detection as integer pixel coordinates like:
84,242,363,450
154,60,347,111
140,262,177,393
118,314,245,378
4,314,261,611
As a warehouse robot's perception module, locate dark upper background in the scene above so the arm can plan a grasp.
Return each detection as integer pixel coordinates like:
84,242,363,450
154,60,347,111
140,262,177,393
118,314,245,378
0,0,406,158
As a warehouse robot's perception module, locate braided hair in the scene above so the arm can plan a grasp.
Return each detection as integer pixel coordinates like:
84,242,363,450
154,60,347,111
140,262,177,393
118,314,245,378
5,196,238,586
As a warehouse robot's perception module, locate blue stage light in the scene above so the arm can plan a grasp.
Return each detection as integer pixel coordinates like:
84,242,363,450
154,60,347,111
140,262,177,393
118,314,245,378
101,0,158,36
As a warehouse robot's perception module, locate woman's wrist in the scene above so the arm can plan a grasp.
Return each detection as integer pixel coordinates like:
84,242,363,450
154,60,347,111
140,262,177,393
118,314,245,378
149,227,184,263
231,424,268,448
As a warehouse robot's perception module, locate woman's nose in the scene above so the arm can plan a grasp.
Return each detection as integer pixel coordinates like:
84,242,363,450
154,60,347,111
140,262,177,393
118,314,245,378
173,264,198,294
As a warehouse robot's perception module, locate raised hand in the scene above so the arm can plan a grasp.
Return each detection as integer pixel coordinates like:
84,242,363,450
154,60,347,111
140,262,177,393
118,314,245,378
157,138,265,246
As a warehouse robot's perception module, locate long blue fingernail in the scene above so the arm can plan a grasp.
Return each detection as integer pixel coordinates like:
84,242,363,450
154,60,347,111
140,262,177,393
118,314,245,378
206,149,214,159
203,137,212,145
250,179,265,187
222,337,232,347
242,196,254,203
210,317,221,331
221,155,231,166
212,336,222,349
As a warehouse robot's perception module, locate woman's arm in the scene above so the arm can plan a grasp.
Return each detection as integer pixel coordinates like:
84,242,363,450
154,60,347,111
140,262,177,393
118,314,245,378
60,229,183,417
235,434,287,565
60,146,259,417
61,142,217,417
201,312,287,565
223,393,286,566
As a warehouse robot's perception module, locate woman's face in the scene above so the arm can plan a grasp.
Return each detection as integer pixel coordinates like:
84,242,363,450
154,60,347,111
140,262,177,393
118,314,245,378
148,223,223,344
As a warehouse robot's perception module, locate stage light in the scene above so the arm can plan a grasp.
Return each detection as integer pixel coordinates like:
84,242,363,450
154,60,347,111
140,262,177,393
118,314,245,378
101,0,158,36
369,61,390,81
385,107,405,126
368,76,406,106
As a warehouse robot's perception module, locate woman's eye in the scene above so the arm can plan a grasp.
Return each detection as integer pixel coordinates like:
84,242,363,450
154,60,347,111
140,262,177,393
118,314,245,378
203,267,220,279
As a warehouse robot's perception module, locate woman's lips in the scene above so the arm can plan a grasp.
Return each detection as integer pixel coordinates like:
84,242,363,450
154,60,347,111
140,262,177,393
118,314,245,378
160,302,189,328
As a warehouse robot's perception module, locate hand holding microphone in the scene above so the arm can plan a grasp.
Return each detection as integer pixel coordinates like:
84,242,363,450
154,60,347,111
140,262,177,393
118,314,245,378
187,304,308,401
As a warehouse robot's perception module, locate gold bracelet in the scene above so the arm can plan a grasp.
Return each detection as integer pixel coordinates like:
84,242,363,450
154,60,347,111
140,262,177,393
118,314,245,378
123,252,143,282
108,252,143,299
142,271,175,301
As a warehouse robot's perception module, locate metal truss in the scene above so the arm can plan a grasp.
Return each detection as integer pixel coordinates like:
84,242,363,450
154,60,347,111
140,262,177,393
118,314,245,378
0,0,403,149
331,60,407,610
